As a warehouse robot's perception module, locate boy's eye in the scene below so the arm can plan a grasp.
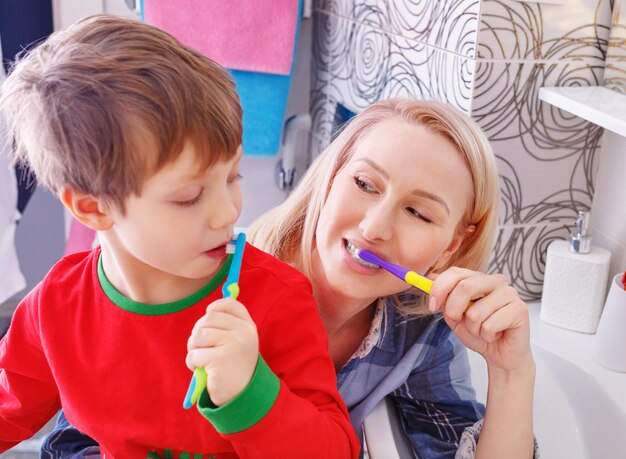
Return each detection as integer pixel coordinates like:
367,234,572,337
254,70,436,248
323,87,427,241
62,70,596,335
228,173,243,184
175,189,203,207
407,206,432,223
354,177,376,193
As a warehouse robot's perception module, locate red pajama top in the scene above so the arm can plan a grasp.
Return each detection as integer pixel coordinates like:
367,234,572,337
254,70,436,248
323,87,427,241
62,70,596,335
0,244,359,458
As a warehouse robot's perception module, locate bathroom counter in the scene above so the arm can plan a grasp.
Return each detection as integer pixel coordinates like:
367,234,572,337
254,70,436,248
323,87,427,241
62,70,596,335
364,302,626,459
528,301,626,412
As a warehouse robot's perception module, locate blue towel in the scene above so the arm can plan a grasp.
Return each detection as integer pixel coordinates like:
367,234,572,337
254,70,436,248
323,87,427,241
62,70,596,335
140,0,302,156
230,70,292,156
231,0,302,156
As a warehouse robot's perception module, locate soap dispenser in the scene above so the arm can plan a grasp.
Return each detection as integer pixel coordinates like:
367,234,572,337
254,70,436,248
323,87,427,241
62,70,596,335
540,210,611,333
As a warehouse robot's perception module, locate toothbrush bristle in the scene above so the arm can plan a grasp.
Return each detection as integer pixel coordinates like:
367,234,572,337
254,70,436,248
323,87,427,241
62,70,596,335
357,248,411,282
225,232,244,254
226,240,237,254
356,248,381,265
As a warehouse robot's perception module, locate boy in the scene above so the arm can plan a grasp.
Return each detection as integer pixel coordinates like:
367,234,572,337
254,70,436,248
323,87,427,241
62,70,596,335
0,15,359,458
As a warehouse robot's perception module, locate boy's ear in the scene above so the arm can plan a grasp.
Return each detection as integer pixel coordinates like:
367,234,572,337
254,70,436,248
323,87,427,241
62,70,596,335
59,186,114,231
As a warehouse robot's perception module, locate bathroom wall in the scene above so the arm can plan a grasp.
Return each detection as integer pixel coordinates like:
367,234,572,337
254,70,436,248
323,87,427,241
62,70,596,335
604,0,626,93
590,1,626,277
590,130,626,278
310,0,614,300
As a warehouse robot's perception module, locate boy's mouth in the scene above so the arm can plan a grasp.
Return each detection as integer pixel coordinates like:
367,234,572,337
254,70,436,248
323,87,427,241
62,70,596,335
205,245,227,260
344,240,380,269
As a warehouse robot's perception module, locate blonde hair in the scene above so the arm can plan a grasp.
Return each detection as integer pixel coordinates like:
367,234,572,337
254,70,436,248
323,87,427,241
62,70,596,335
0,14,242,212
249,98,500,315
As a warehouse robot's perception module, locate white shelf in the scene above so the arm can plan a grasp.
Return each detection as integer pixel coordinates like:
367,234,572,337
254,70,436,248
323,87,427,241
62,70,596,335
539,86,626,138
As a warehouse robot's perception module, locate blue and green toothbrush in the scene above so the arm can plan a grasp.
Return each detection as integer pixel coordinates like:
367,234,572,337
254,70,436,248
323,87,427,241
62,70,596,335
183,232,246,409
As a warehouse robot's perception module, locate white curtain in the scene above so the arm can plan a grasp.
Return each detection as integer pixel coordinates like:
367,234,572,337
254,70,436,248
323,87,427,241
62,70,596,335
0,46,26,304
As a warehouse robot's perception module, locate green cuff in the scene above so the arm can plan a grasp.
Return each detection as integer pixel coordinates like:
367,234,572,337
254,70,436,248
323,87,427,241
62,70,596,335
197,355,280,434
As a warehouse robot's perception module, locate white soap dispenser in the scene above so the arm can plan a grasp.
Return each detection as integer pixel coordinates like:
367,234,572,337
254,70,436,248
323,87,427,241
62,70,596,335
540,210,611,333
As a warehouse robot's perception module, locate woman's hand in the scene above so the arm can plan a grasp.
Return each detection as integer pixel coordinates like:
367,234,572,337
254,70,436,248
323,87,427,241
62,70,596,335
428,267,533,373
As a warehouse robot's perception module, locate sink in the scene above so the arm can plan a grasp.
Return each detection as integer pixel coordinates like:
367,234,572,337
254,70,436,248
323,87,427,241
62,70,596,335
363,302,626,458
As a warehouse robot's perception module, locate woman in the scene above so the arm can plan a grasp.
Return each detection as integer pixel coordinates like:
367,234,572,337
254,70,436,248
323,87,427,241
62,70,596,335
44,99,536,458
249,99,535,458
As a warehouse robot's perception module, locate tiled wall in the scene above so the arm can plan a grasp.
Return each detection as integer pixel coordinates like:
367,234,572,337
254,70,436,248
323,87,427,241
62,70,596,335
604,0,626,93
310,0,615,300
310,0,482,155
592,1,626,279
590,131,626,281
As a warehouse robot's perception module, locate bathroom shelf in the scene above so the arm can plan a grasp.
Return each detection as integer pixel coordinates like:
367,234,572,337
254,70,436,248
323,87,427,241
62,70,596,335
539,86,626,138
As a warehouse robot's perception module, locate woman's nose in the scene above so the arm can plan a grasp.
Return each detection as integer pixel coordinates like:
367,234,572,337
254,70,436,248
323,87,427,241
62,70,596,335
358,201,394,242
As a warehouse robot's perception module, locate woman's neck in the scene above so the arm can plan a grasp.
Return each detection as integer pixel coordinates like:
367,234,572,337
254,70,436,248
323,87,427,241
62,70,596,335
314,285,372,336
326,303,377,371
305,247,379,370
311,272,377,371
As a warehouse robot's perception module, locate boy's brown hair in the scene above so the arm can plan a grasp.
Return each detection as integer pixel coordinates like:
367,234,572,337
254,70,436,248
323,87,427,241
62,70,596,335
0,14,242,211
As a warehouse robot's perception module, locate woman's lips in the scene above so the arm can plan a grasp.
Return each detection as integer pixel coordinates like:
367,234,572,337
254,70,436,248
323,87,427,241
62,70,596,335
341,239,381,275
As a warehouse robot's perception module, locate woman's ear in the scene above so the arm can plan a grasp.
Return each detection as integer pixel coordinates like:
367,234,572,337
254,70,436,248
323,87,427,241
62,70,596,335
432,224,476,271
59,186,114,231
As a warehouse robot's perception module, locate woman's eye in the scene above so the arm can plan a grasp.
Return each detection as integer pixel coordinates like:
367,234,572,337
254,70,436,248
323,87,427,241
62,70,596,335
407,207,432,223
354,177,376,193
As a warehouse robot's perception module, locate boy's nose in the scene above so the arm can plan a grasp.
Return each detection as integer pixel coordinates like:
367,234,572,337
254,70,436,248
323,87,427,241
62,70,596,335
208,190,240,230
358,201,393,242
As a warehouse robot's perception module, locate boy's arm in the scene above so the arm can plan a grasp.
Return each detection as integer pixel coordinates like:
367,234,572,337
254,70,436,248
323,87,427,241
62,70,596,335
0,289,61,452
196,280,360,458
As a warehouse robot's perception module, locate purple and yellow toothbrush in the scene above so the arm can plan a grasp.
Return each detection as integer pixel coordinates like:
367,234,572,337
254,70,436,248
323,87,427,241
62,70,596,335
357,248,474,311
183,232,246,409
356,248,433,294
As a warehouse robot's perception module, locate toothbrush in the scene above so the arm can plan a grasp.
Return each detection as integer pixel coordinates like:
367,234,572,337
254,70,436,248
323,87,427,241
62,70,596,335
357,248,475,311
356,248,433,294
183,231,246,409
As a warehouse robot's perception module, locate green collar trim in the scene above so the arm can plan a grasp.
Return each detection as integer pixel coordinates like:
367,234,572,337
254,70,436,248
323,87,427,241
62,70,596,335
97,254,232,315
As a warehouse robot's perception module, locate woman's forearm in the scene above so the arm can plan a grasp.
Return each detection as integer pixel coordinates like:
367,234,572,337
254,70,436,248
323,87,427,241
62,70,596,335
475,356,536,459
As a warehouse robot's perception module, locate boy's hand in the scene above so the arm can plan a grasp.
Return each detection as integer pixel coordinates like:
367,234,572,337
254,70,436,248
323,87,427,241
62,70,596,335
186,298,259,406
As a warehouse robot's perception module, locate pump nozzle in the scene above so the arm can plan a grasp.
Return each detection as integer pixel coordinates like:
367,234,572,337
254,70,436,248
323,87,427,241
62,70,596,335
571,210,592,254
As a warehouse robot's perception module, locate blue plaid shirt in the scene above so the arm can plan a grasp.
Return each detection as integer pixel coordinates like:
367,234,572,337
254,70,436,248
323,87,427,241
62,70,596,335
42,296,486,459
337,297,485,458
